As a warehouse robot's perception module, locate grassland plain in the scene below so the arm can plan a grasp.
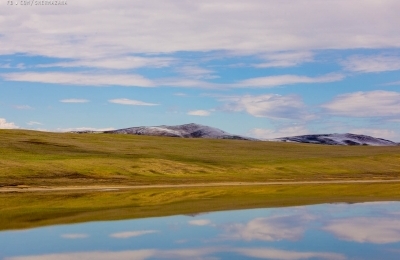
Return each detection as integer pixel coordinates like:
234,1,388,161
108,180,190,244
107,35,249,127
1,129,400,187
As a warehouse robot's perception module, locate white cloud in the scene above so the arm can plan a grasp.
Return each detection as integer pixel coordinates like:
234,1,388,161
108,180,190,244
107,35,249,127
0,118,19,129
225,214,314,242
187,110,211,116
322,90,400,118
223,94,310,120
254,51,314,68
249,125,310,139
108,98,159,106
234,74,344,88
188,219,212,226
60,233,89,239
341,55,400,73
110,230,158,239
2,1,400,59
234,248,345,260
2,72,154,87
324,217,400,244
60,99,89,103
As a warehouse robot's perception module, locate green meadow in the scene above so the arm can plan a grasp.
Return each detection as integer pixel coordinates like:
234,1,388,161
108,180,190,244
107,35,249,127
1,129,400,187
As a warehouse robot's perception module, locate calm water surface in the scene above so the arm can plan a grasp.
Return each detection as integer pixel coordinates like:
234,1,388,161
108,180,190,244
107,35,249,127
1,202,400,259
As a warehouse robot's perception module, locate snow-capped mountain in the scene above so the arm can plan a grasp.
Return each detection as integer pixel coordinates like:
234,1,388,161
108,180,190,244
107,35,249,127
103,123,258,140
71,124,398,146
274,133,398,146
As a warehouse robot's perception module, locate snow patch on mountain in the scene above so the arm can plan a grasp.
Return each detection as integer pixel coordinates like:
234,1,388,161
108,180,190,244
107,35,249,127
103,123,258,140
71,124,398,145
274,133,398,146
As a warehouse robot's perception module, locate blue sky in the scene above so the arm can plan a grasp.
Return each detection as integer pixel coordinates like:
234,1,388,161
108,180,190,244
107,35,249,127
1,0,400,140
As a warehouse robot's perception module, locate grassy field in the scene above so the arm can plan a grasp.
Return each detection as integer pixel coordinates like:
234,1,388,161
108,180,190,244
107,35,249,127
1,129,400,186
2,183,400,231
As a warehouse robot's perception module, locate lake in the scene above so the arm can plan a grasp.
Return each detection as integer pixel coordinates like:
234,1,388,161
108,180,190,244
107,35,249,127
1,201,400,259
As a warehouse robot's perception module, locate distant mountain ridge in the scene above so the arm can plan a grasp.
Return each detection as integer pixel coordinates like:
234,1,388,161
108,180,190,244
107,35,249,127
103,123,258,140
274,133,398,146
70,123,398,146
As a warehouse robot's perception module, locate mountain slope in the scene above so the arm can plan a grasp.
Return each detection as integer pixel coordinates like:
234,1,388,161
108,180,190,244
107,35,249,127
103,123,258,140
274,133,398,146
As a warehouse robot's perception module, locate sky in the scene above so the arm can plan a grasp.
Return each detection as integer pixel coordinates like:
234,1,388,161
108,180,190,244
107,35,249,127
1,0,399,140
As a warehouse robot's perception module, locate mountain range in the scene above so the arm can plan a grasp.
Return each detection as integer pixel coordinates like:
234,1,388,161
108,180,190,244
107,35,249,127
71,123,398,146
274,133,398,146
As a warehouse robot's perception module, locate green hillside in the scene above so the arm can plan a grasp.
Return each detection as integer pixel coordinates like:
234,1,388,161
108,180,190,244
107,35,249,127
1,129,400,187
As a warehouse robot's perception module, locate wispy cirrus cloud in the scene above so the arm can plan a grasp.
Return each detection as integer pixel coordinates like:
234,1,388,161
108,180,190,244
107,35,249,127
234,73,344,88
383,80,400,86
2,71,343,89
60,233,89,239
254,51,314,68
188,219,212,226
176,66,218,80
37,56,174,70
322,90,400,118
2,72,154,87
187,110,211,116
110,230,159,239
27,121,43,126
0,63,25,69
341,55,400,73
13,105,33,110
108,98,159,106
174,92,187,96
60,99,89,103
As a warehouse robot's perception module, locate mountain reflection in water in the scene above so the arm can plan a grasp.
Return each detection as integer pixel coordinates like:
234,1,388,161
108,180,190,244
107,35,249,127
1,202,400,260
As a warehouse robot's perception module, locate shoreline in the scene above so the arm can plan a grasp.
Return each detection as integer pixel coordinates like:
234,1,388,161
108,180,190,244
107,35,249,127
2,179,400,193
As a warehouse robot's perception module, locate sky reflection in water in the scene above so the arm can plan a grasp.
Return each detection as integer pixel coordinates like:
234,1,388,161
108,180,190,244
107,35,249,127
1,202,400,260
